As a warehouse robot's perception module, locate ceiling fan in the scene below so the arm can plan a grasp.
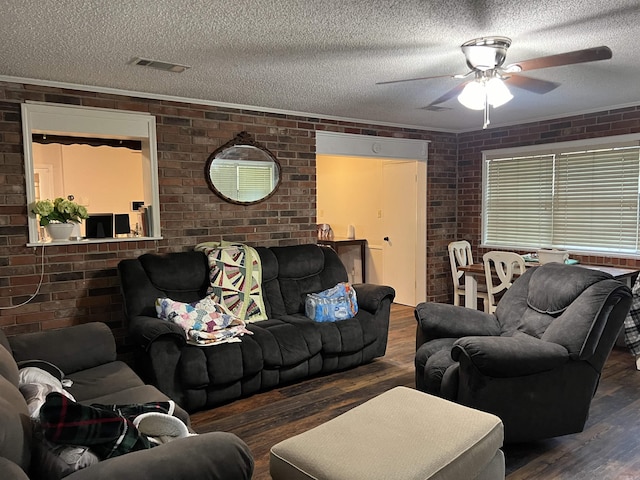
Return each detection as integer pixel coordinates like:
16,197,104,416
377,37,612,128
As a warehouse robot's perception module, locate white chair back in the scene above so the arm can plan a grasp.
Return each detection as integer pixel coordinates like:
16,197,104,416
448,241,473,293
483,251,526,314
448,240,489,311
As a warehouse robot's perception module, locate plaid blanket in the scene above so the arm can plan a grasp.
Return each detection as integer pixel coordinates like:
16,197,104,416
624,276,640,356
39,392,174,459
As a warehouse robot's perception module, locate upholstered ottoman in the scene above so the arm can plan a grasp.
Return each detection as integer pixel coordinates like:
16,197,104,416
270,386,504,480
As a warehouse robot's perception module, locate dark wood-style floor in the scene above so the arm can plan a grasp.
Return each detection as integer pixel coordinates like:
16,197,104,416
191,304,640,480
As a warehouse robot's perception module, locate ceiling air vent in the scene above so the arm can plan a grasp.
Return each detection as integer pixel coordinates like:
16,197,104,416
130,57,190,73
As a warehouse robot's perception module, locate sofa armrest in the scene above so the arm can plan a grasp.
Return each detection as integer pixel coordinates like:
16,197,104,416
0,457,29,480
66,432,253,480
8,323,116,375
451,334,570,377
415,302,500,347
352,283,395,312
129,315,187,351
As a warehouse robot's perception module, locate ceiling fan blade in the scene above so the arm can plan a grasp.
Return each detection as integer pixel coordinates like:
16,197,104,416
505,75,560,95
425,82,467,107
376,73,457,85
506,46,612,72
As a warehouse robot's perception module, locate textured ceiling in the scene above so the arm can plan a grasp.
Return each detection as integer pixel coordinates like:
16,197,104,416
2,0,640,132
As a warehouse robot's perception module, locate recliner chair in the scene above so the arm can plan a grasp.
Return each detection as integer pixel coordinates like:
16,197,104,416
415,262,632,443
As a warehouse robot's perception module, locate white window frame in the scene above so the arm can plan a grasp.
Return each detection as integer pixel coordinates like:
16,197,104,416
22,102,161,245
482,133,640,257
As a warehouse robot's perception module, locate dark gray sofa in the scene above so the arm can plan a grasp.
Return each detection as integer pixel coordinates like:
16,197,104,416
0,323,253,480
118,243,396,412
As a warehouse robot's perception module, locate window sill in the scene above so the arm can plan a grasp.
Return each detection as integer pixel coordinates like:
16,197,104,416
27,236,162,247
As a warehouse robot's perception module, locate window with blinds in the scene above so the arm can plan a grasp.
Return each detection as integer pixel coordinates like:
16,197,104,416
483,137,640,255
210,161,275,203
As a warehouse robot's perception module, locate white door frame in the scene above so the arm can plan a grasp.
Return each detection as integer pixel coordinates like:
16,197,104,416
316,131,428,303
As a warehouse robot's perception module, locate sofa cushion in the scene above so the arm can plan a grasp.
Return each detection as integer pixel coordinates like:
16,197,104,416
527,263,612,315
271,245,348,315
315,315,376,355
66,361,145,402
178,338,264,389
255,247,287,318
541,279,624,358
0,376,31,471
254,317,323,368
9,323,117,375
139,251,210,297
0,343,19,387
0,329,11,358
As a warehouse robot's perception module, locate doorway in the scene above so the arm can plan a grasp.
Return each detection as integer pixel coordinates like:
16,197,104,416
381,161,417,306
316,132,428,306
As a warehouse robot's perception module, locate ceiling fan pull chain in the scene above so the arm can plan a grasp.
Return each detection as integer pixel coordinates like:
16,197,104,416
483,93,490,129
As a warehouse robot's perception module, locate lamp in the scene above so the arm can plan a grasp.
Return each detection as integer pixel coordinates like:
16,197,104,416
458,76,513,110
458,81,486,110
458,72,513,128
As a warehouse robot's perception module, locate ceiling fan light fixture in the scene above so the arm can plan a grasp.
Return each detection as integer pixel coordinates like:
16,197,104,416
457,81,486,110
486,77,513,108
457,76,513,111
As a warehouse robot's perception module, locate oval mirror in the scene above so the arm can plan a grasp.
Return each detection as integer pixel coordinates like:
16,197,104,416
205,131,281,205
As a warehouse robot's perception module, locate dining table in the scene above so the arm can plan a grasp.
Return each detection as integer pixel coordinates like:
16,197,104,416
460,261,639,310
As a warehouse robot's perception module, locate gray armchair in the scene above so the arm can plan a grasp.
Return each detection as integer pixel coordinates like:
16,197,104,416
415,263,632,443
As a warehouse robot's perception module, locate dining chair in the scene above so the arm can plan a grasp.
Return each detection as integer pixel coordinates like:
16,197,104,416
448,240,489,312
483,251,526,313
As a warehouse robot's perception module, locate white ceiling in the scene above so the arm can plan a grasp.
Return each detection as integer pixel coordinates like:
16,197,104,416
2,0,640,132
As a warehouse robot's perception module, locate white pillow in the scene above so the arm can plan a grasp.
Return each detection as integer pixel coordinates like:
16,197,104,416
18,367,75,419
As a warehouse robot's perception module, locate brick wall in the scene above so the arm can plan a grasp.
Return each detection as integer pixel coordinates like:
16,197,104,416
457,105,640,269
0,81,456,346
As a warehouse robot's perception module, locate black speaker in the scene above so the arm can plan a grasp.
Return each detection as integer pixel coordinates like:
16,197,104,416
114,214,130,235
85,214,114,238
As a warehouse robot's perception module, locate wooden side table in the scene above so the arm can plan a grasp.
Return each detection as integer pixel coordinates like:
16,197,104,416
318,238,367,283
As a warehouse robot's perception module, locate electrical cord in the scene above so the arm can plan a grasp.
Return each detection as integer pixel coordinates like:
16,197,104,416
0,244,46,310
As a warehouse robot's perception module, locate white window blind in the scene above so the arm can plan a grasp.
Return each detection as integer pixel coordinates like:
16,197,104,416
237,165,273,202
483,139,640,255
210,161,274,202
484,155,554,247
553,147,640,252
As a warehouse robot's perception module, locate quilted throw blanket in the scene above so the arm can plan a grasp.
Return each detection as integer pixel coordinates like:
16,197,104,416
195,241,268,322
156,296,252,346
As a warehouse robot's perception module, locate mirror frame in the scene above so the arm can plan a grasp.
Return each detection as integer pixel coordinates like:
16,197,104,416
204,131,282,205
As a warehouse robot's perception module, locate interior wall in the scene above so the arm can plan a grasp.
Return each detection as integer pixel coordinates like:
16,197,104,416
0,80,452,346
317,154,384,284
34,143,144,234
8,80,635,347
456,109,640,268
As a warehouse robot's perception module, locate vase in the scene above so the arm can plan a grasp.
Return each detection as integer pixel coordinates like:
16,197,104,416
45,223,75,242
